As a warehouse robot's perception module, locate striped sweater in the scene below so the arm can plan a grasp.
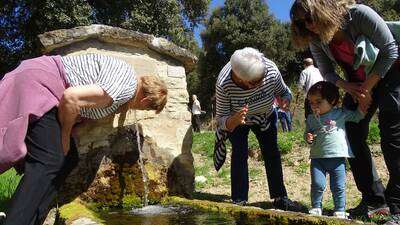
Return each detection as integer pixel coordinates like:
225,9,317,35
214,57,292,171
61,54,137,119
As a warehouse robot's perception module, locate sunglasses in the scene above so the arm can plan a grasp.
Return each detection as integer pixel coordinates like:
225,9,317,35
293,13,313,27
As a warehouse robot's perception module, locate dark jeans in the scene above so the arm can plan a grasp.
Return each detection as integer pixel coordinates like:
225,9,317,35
4,108,79,225
277,111,292,132
343,94,386,206
228,110,287,202
345,62,400,214
378,62,400,214
380,112,400,214
192,114,201,132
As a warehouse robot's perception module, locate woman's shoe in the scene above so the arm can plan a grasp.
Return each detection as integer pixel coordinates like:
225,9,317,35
309,208,322,216
333,211,349,219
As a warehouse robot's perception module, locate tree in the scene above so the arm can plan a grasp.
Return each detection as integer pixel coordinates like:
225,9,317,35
0,0,209,76
197,0,300,112
358,0,400,21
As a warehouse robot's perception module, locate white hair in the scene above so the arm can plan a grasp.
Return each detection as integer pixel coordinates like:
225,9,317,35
230,47,265,81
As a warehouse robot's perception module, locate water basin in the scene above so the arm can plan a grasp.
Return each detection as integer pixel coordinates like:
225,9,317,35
104,205,268,225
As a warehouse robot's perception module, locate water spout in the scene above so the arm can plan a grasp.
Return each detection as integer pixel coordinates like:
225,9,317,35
128,110,149,207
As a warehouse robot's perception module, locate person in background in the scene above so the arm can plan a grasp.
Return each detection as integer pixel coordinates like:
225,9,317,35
305,81,366,219
297,58,324,118
275,98,292,132
191,94,202,132
214,47,299,211
291,0,400,222
0,53,168,225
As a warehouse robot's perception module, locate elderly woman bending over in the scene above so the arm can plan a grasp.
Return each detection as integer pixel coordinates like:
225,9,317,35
214,47,299,211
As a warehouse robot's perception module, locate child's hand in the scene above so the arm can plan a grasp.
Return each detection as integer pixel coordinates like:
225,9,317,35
306,133,314,144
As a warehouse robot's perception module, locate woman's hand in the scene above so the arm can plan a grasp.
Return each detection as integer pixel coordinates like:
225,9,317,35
277,97,290,111
361,74,381,94
226,105,248,131
306,133,314,144
357,89,372,113
337,80,363,99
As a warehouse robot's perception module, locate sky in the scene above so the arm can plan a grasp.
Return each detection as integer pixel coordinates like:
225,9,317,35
194,0,295,47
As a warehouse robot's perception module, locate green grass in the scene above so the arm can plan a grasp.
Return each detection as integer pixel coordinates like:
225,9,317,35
192,129,307,159
0,169,21,212
249,168,263,177
367,121,380,145
192,132,215,158
295,161,309,175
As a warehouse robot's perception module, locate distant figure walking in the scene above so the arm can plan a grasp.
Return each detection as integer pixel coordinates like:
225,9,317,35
191,94,202,132
275,98,292,132
297,58,324,118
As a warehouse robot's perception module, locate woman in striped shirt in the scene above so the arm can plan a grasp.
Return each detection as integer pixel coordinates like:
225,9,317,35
0,53,167,225
214,47,299,210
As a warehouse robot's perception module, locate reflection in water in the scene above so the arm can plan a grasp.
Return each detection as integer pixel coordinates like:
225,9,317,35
105,205,268,225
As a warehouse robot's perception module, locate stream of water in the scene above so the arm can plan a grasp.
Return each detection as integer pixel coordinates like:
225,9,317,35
130,110,149,207
104,205,270,225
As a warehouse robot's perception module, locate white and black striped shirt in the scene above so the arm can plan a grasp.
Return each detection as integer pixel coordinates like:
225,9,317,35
61,54,137,119
216,57,291,130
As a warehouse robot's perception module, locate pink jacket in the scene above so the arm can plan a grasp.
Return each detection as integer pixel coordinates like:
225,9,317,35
0,55,67,173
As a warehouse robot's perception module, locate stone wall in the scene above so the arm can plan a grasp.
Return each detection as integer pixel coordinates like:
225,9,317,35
38,25,196,206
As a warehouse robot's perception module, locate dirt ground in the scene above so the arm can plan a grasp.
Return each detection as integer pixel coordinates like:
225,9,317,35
194,143,388,211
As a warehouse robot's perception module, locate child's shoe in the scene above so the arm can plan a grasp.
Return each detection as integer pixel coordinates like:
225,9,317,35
0,212,5,223
333,211,349,219
309,208,322,216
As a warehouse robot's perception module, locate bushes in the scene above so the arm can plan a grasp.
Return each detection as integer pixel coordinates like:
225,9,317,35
0,169,21,212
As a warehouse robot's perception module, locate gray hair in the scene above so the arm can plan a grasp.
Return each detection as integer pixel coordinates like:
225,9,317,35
230,47,265,81
303,58,314,66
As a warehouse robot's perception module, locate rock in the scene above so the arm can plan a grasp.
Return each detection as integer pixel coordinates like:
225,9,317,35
38,25,196,214
38,24,197,72
195,176,207,183
71,218,101,225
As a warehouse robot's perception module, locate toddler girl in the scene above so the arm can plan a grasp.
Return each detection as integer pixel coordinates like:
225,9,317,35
305,81,365,219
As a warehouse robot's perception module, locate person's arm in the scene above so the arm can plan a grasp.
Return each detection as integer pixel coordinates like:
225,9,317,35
215,83,231,131
58,85,113,154
352,5,398,92
309,41,344,85
304,116,314,144
272,66,292,111
298,71,306,91
343,107,365,124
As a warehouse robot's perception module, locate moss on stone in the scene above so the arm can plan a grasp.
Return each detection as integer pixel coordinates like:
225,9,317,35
59,199,104,224
161,196,372,225
122,194,142,209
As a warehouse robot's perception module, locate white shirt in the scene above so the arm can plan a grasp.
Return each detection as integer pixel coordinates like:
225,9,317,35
298,65,324,94
192,100,201,115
